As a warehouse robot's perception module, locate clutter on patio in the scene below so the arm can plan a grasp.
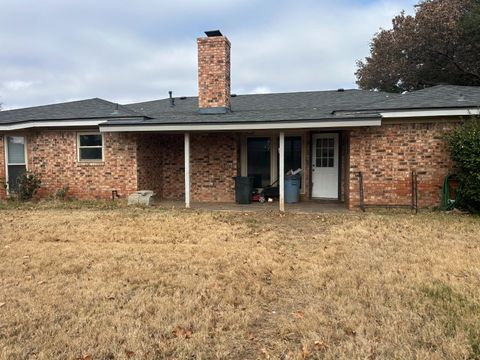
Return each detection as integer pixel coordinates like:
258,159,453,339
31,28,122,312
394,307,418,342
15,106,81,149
233,176,254,204
235,168,302,205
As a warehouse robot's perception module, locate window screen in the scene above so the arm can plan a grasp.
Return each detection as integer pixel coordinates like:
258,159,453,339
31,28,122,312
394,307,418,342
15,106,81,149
6,136,26,193
7,136,26,164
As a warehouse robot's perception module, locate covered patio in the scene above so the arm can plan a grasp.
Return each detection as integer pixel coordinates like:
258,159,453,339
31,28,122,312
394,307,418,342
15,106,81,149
131,127,356,213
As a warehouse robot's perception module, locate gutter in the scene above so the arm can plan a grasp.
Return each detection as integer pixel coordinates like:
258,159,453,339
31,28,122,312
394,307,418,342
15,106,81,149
334,107,480,118
0,117,145,131
99,118,382,132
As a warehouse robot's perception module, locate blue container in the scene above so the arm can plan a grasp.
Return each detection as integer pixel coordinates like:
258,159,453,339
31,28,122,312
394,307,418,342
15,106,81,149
284,175,300,203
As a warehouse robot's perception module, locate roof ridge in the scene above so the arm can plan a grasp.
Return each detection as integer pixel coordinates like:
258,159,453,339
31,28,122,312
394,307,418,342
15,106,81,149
402,84,480,95
92,98,145,117
124,88,389,106
0,97,102,113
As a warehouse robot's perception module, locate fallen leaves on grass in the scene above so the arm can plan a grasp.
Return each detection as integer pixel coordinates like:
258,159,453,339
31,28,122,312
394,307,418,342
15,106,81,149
172,325,194,339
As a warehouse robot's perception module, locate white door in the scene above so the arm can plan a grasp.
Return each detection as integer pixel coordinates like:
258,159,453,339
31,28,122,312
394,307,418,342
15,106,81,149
312,133,339,199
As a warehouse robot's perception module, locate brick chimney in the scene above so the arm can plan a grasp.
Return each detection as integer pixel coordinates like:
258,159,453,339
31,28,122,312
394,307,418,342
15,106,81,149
197,30,231,114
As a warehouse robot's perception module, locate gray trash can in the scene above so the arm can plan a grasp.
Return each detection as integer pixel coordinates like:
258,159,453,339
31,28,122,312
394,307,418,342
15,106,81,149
234,176,253,204
284,175,300,203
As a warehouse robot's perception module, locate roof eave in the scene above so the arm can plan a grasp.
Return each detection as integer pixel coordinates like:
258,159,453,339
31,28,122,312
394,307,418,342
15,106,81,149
0,116,147,131
334,105,480,115
99,116,382,132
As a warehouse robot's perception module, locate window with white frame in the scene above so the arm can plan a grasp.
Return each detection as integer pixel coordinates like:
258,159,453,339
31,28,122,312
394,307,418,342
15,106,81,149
6,135,27,193
77,133,104,161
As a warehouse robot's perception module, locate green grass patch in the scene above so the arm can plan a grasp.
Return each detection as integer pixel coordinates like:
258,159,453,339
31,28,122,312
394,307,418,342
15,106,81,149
420,280,480,359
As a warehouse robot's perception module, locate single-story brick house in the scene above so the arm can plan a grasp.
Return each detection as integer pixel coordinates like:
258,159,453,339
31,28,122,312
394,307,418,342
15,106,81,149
1,30,479,210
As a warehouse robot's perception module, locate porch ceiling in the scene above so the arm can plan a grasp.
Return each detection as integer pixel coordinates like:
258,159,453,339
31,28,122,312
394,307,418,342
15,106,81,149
99,116,381,132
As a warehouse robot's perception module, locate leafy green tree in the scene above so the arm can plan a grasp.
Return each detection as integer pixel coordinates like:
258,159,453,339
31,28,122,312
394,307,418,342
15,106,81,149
356,0,480,92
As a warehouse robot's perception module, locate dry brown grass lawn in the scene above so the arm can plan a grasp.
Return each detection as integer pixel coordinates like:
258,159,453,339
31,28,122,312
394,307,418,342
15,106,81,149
0,204,479,359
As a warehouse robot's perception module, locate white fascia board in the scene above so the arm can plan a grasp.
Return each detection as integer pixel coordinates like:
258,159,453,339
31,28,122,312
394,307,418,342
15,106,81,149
381,108,480,118
99,119,381,132
0,119,105,131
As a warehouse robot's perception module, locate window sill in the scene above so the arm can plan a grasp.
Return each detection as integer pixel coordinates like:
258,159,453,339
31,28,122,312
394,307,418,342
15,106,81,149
76,161,105,167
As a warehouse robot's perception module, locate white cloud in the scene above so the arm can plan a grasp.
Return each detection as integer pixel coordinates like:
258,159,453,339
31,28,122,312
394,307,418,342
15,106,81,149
250,86,272,94
0,0,419,109
2,80,41,91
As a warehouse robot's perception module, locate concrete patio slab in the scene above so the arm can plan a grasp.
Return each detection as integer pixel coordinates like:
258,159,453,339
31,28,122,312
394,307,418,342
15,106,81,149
154,200,347,214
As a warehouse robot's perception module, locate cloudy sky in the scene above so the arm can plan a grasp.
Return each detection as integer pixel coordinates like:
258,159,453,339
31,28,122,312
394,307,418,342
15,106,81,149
0,0,418,110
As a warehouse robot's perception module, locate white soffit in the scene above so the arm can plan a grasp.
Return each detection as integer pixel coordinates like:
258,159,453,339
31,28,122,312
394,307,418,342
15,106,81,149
99,119,382,132
381,108,480,118
0,120,105,131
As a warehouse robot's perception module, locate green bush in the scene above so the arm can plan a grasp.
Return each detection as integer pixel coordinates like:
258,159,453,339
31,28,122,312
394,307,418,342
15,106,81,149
55,185,70,200
17,171,42,201
446,118,480,213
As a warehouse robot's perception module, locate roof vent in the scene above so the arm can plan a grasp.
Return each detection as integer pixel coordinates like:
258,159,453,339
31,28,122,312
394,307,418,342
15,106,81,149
111,103,120,115
231,94,237,97
180,96,187,100
337,88,345,92
169,91,175,107
205,30,223,37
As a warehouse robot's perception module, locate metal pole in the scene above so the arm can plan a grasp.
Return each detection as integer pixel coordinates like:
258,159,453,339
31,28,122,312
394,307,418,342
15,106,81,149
279,131,285,213
411,170,418,214
359,171,365,212
184,133,190,209
411,171,415,211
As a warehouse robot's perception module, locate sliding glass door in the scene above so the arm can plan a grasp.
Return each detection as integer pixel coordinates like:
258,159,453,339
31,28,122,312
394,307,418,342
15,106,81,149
6,136,27,193
247,137,271,188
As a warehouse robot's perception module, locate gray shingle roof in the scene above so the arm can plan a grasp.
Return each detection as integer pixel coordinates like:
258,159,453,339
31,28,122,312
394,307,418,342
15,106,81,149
0,98,143,124
121,89,397,124
1,85,479,127
334,85,480,113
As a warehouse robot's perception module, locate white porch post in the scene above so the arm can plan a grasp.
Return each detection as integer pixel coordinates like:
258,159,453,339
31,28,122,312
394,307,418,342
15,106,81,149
279,131,285,212
184,132,191,208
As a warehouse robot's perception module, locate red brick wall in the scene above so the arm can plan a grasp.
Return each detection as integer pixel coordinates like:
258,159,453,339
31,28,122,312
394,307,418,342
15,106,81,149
197,35,231,110
135,133,238,202
340,131,349,203
191,133,238,202
348,120,458,209
10,130,138,200
136,134,185,201
1,131,238,203
136,134,163,196
158,135,185,200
